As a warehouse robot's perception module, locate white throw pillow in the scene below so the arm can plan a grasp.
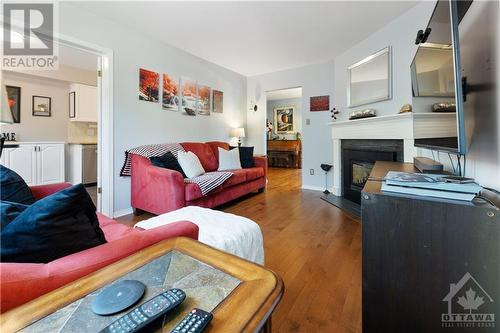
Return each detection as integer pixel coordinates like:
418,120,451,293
218,147,242,171
177,151,205,178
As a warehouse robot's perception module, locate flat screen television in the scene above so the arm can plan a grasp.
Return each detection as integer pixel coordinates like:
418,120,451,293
411,0,473,154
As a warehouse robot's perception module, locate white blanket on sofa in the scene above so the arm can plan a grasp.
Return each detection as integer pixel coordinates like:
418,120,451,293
134,206,264,265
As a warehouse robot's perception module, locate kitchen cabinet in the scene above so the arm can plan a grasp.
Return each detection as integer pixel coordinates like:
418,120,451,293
1,142,65,185
70,83,97,122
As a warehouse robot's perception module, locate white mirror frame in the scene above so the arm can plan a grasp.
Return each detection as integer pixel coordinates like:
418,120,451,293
347,46,392,108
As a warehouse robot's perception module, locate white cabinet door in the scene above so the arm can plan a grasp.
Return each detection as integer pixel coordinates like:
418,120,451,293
70,84,97,122
37,144,65,185
5,145,37,186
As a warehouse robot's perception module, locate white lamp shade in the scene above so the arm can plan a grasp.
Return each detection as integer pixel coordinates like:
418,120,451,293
230,127,245,138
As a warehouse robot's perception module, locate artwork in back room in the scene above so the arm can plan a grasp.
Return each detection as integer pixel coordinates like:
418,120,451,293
212,89,223,113
6,85,21,123
197,84,211,115
310,95,330,111
32,96,51,117
274,106,295,134
139,68,159,102
181,77,197,116
162,74,180,111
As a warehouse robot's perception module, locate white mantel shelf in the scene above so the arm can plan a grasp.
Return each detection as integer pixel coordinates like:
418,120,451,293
328,113,414,140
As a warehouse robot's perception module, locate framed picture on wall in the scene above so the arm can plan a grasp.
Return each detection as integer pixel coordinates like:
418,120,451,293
139,68,159,102
197,84,211,116
274,106,295,134
32,95,51,117
310,95,330,111
212,89,223,113
69,91,76,118
6,85,21,123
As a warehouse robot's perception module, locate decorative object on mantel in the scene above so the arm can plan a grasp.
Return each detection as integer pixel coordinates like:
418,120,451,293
349,109,376,120
399,104,412,114
330,107,340,120
32,96,51,117
320,164,333,194
139,68,159,103
310,95,329,111
230,127,245,147
432,102,456,113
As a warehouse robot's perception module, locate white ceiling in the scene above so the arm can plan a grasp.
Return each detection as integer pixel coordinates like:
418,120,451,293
266,87,302,101
72,1,419,76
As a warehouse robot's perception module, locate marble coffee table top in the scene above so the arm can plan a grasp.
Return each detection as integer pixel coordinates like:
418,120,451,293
19,250,240,333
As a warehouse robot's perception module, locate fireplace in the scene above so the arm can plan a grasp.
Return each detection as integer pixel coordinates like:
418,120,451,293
342,140,403,204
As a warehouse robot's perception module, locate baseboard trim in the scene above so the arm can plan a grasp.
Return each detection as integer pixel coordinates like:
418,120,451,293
113,207,133,218
301,184,340,195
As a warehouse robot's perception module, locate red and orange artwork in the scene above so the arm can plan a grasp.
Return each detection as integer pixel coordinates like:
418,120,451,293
198,85,211,115
310,95,330,111
162,74,179,111
181,77,197,116
139,68,159,102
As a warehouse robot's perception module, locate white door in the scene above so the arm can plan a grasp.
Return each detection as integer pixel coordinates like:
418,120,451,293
5,145,37,186
37,144,65,185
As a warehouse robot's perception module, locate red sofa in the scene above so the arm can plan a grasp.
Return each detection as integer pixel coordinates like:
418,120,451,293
131,141,268,215
0,183,199,313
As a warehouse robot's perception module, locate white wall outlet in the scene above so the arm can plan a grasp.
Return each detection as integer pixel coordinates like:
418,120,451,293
310,169,314,175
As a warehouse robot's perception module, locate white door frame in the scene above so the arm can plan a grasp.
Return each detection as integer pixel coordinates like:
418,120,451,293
53,33,114,217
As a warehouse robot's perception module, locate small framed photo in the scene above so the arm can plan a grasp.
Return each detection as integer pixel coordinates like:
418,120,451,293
32,96,51,117
69,92,76,118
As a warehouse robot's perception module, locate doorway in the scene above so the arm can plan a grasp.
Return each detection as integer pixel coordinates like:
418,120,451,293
265,87,303,170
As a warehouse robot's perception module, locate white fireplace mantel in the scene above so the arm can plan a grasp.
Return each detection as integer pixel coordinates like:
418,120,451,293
328,113,416,196
327,112,457,196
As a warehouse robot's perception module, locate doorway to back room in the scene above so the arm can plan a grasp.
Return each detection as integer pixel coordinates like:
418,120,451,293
265,87,303,183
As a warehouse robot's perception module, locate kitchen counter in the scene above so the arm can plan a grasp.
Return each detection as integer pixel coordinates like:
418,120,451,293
68,142,97,145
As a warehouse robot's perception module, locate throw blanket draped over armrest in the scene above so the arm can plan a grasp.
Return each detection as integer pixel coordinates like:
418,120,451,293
185,172,233,196
121,143,233,196
120,143,185,176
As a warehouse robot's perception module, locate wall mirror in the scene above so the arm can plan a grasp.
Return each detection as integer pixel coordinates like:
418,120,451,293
348,47,392,107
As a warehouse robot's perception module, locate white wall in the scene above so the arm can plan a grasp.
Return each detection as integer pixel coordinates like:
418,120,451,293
266,97,302,140
334,1,436,121
247,62,334,190
59,3,247,216
1,71,71,142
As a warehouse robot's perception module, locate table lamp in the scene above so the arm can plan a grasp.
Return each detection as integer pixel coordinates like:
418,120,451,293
230,127,245,147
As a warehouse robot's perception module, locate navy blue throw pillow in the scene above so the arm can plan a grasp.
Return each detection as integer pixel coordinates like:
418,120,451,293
0,164,36,205
150,152,187,178
230,146,255,168
0,184,107,263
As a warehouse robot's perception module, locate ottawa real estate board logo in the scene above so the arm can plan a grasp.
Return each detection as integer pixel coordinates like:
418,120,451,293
442,272,495,328
2,2,58,70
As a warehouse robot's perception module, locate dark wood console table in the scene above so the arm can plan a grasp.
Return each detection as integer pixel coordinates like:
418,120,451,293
362,161,499,333
267,140,301,168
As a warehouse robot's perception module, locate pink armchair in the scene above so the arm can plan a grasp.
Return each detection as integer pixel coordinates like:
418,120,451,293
0,183,199,312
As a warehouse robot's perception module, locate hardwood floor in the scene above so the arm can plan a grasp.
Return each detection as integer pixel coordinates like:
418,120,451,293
117,167,362,333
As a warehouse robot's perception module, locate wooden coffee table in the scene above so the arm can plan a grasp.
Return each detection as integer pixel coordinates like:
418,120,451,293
0,237,284,333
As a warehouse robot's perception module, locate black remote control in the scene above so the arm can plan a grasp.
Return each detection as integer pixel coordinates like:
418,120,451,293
170,308,213,333
99,288,186,333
